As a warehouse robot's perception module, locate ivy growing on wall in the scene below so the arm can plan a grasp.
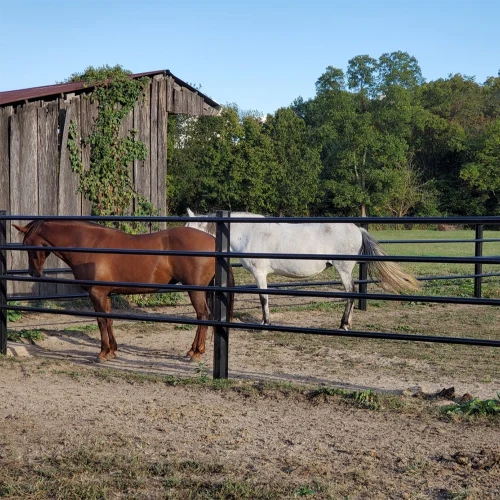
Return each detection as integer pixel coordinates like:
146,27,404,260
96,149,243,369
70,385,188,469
67,65,159,233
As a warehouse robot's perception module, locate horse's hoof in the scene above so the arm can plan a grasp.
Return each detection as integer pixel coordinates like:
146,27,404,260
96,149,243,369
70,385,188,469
95,356,108,363
188,354,201,363
339,325,349,331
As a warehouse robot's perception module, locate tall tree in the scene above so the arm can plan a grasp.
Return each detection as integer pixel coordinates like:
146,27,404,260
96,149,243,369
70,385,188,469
311,55,430,217
315,66,346,96
167,106,242,213
347,55,378,98
264,108,322,215
460,118,500,214
417,73,493,214
231,115,279,213
377,51,424,90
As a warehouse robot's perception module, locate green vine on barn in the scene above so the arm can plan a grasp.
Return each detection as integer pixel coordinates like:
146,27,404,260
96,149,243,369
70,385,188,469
67,65,159,233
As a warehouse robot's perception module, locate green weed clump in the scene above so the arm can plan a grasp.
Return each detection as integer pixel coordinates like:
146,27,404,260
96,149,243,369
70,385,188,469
440,393,500,417
131,292,182,307
7,329,44,342
6,302,23,322
310,387,381,410
64,324,99,332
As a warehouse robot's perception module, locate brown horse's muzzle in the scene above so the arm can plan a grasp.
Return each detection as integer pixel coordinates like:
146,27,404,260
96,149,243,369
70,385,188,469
29,268,43,278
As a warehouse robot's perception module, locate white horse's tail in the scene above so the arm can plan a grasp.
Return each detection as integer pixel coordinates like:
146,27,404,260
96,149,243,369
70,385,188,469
360,228,420,293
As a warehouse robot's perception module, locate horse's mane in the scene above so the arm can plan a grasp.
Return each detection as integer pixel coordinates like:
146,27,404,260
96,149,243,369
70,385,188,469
199,211,267,236
22,220,113,241
22,220,45,240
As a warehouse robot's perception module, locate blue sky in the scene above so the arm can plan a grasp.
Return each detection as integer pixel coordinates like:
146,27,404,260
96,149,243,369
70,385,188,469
0,0,498,115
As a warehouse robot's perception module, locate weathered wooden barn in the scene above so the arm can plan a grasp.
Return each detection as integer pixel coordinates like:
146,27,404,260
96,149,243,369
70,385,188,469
0,70,220,295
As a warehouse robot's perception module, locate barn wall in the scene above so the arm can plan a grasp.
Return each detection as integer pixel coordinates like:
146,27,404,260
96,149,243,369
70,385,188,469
0,74,217,295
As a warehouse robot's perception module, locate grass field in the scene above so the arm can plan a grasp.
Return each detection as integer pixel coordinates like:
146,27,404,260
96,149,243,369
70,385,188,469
230,229,500,300
373,229,500,299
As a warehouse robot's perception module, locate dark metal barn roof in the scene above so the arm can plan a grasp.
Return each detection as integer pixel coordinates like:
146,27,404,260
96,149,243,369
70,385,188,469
0,70,219,108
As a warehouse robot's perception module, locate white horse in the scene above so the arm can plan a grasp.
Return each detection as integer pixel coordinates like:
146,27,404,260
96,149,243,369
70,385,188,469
186,208,419,329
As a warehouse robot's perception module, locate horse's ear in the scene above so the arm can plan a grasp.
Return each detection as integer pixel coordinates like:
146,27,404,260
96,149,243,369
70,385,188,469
187,208,195,217
12,223,28,234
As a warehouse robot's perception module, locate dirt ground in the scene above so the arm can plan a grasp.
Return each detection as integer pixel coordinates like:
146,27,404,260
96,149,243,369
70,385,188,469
1,293,499,498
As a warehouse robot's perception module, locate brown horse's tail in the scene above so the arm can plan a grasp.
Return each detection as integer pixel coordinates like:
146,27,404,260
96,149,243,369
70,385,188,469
207,265,235,321
360,228,420,293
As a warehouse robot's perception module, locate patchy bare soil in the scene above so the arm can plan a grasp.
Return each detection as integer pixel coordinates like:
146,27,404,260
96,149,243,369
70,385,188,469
2,292,499,498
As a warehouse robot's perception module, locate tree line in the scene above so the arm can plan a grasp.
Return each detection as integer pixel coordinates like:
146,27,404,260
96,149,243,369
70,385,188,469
167,51,500,218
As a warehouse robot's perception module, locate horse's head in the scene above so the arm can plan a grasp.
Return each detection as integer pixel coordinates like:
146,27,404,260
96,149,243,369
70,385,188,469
185,208,216,236
13,222,50,277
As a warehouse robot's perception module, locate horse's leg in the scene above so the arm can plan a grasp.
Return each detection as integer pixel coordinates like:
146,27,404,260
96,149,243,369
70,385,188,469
335,261,356,330
103,295,117,359
89,290,112,362
186,290,210,361
254,270,270,325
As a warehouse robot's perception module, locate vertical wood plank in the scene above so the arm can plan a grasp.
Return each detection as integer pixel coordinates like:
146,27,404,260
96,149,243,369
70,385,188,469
38,101,59,215
172,82,183,114
119,105,134,138
150,76,159,212
0,106,11,290
157,77,168,223
194,94,201,116
0,106,13,281
58,97,82,216
38,101,59,295
80,95,98,215
0,106,12,214
183,88,189,115
58,97,83,295
197,95,204,116
188,90,197,116
166,76,173,113
10,103,39,295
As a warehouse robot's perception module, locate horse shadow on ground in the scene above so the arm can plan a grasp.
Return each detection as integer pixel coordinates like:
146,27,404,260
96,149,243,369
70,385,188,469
10,299,404,395
20,325,202,378
14,325,404,396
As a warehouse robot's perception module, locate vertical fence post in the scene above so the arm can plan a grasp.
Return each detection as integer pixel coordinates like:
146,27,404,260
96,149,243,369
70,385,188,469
213,210,230,379
358,222,368,311
474,223,483,299
0,210,7,355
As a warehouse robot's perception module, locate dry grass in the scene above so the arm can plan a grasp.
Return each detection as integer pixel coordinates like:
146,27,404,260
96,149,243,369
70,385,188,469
1,357,499,500
2,229,499,499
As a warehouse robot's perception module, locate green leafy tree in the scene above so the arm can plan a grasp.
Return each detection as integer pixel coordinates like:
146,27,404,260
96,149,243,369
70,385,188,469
460,118,500,214
231,116,279,213
166,56,499,219
483,73,500,118
417,73,498,214
377,51,424,90
308,54,430,217
315,66,346,95
264,108,322,215
347,55,378,99
167,106,242,213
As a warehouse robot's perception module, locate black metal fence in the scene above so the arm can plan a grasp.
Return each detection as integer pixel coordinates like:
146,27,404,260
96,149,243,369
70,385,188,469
1,211,500,379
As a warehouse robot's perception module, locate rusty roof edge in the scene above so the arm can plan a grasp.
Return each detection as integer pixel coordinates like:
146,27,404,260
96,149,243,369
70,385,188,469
0,70,220,109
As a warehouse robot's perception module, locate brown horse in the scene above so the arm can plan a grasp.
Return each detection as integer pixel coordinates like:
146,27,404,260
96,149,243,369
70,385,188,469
13,220,234,363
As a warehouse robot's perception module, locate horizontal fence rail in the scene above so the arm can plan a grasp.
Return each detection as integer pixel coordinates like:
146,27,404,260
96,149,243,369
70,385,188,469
1,211,499,379
3,214,500,224
1,303,500,349
2,244,500,264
